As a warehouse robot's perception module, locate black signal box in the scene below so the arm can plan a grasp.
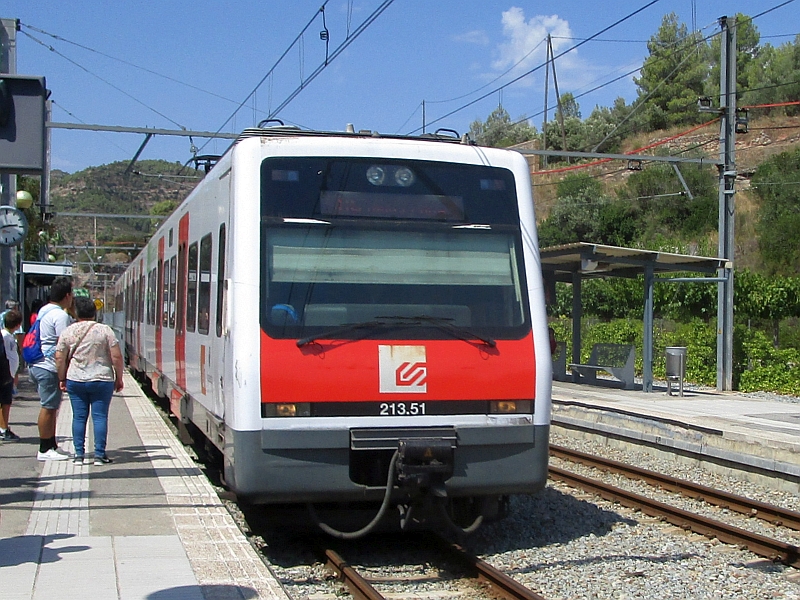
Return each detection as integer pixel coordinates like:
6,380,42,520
0,74,47,174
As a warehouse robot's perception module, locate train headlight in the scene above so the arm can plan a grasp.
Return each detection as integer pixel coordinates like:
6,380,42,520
262,403,311,417
489,400,532,414
394,167,415,187
366,165,385,185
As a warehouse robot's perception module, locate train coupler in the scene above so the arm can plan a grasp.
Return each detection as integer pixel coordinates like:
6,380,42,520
395,438,454,493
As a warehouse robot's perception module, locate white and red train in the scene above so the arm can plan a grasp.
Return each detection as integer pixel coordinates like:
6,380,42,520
117,126,552,537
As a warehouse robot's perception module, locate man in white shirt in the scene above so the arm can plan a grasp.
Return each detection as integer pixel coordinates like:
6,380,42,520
28,277,74,460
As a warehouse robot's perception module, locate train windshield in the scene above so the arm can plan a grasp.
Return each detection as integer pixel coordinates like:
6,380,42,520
260,157,531,341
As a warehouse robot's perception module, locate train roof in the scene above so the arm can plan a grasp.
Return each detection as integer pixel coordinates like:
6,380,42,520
237,124,476,145
193,125,488,175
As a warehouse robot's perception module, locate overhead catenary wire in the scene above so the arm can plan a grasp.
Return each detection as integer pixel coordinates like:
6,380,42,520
20,29,187,131
196,0,395,157
473,1,796,152
265,0,396,119
195,1,334,153
406,0,664,135
471,15,722,147
20,22,253,111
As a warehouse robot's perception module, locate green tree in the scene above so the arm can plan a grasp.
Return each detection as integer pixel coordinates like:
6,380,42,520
469,106,537,147
634,13,709,130
735,270,800,347
740,35,800,116
538,174,618,245
706,14,761,101
543,93,587,156
615,161,717,240
18,176,58,261
752,148,800,274
582,97,641,153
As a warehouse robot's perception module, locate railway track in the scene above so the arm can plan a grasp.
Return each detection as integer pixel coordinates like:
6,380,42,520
318,534,549,600
549,443,800,568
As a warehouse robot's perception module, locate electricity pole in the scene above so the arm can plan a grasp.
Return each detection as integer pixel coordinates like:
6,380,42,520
717,16,736,391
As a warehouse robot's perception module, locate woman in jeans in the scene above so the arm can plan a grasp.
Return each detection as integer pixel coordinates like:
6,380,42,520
55,297,124,465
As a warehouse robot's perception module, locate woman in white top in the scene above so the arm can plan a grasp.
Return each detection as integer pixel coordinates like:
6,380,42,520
55,297,124,465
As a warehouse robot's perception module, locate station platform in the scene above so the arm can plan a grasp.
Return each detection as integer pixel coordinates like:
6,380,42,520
0,372,290,600
551,379,800,493
4,372,799,599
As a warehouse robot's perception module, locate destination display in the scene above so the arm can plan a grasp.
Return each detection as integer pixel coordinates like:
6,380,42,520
320,191,465,221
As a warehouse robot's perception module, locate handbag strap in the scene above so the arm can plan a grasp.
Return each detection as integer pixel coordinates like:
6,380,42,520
66,322,98,367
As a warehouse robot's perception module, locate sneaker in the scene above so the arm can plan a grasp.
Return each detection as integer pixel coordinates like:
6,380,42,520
72,455,85,464
37,448,70,461
94,456,113,465
1,429,20,441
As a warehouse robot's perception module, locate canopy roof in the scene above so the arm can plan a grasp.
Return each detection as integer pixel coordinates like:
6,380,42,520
539,242,728,393
540,242,727,281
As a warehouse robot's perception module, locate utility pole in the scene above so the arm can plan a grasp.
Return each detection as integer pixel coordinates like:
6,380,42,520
717,16,736,391
542,35,550,169
0,18,18,303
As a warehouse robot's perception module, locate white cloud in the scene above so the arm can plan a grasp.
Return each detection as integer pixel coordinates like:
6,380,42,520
453,30,490,46
491,7,584,89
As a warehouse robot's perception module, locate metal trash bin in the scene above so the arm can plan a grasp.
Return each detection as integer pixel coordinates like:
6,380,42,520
665,347,687,396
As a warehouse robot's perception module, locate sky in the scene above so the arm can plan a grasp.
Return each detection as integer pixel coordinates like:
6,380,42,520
4,0,799,174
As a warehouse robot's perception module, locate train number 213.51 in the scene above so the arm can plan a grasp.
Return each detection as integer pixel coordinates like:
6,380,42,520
379,402,426,416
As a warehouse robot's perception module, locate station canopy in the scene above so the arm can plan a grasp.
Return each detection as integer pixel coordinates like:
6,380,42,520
539,242,727,392
540,242,726,281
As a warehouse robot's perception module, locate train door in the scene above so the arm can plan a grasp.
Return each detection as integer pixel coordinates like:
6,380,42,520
209,211,229,420
176,214,189,390
155,237,164,373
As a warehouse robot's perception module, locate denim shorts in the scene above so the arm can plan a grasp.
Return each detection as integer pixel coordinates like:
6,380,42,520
29,366,63,410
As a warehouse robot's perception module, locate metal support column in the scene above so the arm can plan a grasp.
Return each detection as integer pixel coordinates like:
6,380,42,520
1,18,18,303
570,271,582,383
643,263,654,392
716,16,736,391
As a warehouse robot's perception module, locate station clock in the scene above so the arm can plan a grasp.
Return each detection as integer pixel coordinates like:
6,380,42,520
0,205,29,246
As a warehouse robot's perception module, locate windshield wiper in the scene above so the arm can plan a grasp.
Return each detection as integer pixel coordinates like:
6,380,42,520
378,315,496,347
296,320,395,347
296,315,497,348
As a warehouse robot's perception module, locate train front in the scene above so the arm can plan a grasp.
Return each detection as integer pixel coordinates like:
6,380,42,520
228,135,551,536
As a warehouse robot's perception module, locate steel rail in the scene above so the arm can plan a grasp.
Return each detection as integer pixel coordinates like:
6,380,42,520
321,547,385,600
550,444,800,531
431,534,548,600
549,465,800,569
321,537,548,600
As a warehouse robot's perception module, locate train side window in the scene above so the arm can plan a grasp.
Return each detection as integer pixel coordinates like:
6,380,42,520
216,223,226,337
145,270,151,324
176,242,187,335
139,272,146,324
186,242,198,333
169,255,177,329
149,268,157,325
198,234,212,335
132,278,138,324
161,258,169,327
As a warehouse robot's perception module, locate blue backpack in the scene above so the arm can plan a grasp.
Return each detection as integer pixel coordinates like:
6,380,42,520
22,305,59,365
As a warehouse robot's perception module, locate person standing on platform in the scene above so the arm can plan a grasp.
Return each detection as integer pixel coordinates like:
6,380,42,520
0,310,21,441
28,298,44,328
29,276,74,461
55,296,124,465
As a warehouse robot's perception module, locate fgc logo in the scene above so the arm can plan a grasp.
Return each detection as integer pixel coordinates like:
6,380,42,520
379,345,427,393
